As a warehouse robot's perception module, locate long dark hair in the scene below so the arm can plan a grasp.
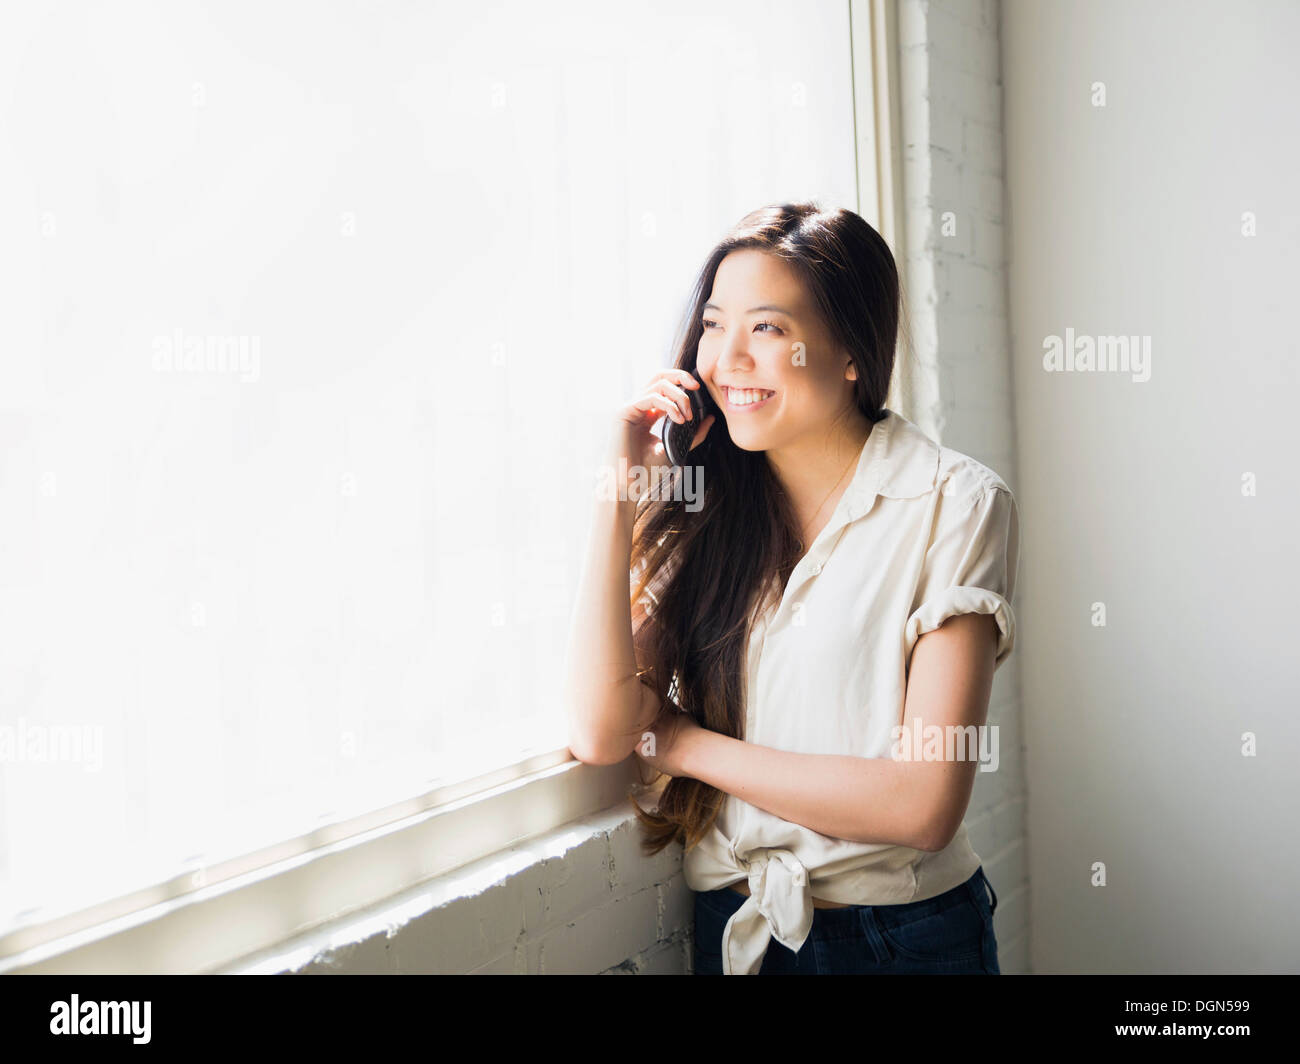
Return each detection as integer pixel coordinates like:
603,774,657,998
626,200,904,856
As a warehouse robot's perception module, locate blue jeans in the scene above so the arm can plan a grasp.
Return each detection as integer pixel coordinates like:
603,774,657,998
692,865,1000,974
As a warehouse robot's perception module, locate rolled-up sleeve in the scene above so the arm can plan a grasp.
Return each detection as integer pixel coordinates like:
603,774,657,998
904,482,1020,670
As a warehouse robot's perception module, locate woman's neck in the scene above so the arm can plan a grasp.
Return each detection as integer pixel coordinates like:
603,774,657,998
766,410,876,543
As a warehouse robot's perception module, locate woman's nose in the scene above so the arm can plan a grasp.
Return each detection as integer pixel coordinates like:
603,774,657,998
716,329,753,371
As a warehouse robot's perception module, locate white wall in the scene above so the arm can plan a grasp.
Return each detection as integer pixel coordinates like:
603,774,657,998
898,0,1031,973
1002,0,1300,973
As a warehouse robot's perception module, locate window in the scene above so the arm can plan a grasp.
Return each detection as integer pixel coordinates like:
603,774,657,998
0,0,871,971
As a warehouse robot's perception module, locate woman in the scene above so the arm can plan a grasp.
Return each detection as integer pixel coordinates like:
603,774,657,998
565,201,1018,975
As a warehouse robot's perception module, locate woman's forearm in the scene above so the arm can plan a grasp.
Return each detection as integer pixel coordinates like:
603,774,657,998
563,439,654,765
678,729,945,850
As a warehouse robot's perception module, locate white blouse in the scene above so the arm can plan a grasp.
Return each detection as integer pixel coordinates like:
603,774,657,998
639,408,1020,975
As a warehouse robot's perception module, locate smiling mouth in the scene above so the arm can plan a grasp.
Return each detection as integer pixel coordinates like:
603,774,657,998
722,386,776,407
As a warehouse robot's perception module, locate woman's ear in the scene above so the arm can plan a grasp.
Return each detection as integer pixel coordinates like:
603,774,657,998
844,358,858,382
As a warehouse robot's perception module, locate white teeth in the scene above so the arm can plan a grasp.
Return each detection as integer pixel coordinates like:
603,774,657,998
725,387,775,406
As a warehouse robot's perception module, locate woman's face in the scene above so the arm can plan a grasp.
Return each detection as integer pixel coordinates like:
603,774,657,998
696,248,859,454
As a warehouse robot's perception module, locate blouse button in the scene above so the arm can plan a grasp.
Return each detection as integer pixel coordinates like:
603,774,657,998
810,564,822,575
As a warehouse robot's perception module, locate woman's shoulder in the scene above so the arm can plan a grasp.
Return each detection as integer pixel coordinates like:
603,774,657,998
933,445,1014,513
881,411,1010,510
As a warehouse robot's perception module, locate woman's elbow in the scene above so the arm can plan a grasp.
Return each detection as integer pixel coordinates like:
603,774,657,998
914,825,952,853
567,726,632,766
913,808,963,853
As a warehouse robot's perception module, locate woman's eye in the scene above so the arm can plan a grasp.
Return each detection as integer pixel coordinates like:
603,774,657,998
700,318,782,333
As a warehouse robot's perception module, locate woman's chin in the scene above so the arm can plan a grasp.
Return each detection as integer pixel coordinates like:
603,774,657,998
726,428,772,453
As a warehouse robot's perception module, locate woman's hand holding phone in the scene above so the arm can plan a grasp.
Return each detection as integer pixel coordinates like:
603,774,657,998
613,368,716,475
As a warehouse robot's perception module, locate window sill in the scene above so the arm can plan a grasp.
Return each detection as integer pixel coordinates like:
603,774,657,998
220,773,680,974
0,752,648,974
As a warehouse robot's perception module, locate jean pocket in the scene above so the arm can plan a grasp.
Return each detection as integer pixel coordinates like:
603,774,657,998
979,869,998,915
873,892,985,963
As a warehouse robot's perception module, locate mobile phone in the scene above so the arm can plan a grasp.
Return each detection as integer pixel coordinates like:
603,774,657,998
658,371,713,466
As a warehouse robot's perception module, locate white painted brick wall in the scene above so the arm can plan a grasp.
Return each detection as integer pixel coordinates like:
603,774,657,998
224,0,1030,977
899,0,1029,973
222,800,694,975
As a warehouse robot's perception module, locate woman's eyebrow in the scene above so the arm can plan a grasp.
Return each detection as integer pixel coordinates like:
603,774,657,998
702,302,795,315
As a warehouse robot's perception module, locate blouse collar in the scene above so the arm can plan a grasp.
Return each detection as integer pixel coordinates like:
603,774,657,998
837,408,941,523
764,409,942,615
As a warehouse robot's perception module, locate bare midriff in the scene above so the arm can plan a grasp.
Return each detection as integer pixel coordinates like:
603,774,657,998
727,881,854,909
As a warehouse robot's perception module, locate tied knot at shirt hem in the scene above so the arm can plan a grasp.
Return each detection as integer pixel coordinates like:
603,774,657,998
714,848,814,976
